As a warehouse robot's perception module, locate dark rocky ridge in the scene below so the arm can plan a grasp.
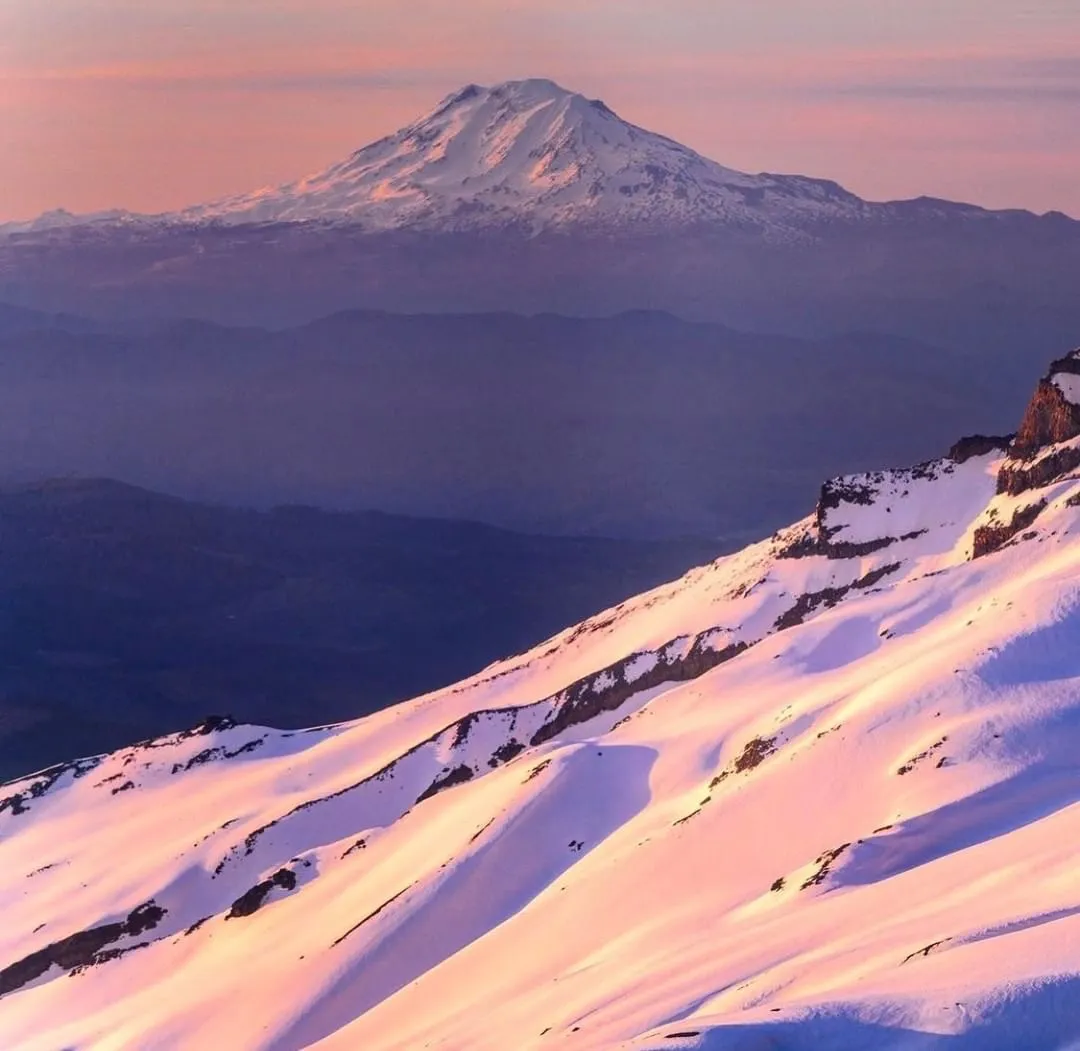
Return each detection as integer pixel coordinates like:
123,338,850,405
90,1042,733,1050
778,461,947,562
1,756,101,818
530,636,749,747
415,765,475,804
995,353,1080,496
1,717,238,820
973,501,1049,560
0,901,165,997
776,350,1080,566
773,564,902,630
997,444,1080,497
948,434,1013,464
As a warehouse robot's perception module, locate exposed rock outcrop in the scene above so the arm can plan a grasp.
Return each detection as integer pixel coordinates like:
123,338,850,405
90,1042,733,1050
773,563,902,630
801,844,850,890
972,501,1047,560
529,637,749,746
779,527,924,562
415,765,475,804
0,901,165,997
789,354,1080,568
226,868,297,919
779,464,943,561
959,351,1080,512
997,443,1080,497
1,756,101,819
1011,351,1080,458
942,352,1080,551
948,434,1013,464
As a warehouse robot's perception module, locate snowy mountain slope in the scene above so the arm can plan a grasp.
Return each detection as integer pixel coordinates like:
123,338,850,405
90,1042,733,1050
174,79,870,236
4,354,1080,1048
3,79,1002,242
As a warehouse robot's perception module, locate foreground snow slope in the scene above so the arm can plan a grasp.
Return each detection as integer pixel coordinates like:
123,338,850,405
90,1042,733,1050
4,354,1080,1049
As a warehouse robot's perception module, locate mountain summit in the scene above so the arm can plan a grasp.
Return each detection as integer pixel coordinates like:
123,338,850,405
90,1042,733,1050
178,78,863,233
5,351,1080,1047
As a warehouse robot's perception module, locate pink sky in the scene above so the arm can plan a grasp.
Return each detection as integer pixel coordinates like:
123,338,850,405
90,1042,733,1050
2,1,1079,221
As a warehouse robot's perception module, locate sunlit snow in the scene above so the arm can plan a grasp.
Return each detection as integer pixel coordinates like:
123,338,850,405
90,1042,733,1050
5,403,1080,1049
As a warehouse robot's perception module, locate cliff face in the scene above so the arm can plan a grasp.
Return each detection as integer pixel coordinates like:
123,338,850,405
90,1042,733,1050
997,441,1080,497
765,349,1080,565
1011,351,1080,458
970,349,1080,557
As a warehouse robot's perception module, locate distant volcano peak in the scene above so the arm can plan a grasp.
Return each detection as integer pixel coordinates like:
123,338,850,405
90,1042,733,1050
171,78,863,234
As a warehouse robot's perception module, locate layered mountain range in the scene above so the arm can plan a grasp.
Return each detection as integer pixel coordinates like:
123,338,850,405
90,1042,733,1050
0,309,1020,541
4,351,1080,1048
1,79,1077,351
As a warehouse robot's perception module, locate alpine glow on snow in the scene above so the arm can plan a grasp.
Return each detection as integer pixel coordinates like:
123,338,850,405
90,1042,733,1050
5,354,1080,1049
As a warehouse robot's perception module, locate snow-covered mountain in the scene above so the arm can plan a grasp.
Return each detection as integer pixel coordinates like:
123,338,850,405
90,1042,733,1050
174,78,871,235
4,78,990,241
0,78,870,237
5,351,1080,1048
2,78,1054,241
3,78,1076,342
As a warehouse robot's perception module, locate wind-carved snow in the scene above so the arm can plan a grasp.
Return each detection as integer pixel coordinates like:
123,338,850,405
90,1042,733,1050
7,369,1080,1048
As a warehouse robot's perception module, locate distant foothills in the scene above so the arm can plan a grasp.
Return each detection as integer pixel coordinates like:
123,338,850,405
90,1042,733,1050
0,306,1039,540
0,476,724,780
